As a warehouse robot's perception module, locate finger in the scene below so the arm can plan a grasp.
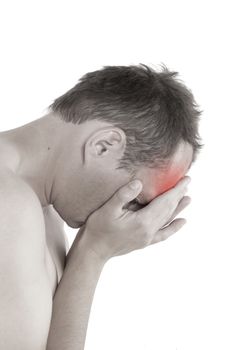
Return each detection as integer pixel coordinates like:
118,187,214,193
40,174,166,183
150,218,186,244
157,175,191,202
108,179,143,216
137,176,190,223
162,196,191,227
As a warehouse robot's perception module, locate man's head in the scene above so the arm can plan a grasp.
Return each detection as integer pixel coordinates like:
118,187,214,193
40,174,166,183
47,64,203,227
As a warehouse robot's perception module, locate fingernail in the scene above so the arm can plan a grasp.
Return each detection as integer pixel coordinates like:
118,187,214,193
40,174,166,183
130,180,141,189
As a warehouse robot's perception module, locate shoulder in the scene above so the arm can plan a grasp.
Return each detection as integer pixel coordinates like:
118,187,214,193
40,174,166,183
0,138,21,172
0,167,46,247
0,171,53,349
1,167,35,198
0,167,42,209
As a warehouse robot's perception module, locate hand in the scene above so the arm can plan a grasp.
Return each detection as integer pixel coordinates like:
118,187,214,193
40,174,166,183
79,176,191,262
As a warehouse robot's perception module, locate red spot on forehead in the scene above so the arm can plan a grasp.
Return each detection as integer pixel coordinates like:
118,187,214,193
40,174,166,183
137,154,192,205
156,166,185,196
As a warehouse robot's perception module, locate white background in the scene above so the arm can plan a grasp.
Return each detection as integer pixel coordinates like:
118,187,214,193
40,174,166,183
1,1,232,349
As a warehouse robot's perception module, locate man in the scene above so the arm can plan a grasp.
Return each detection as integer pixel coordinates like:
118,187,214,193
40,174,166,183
0,64,202,349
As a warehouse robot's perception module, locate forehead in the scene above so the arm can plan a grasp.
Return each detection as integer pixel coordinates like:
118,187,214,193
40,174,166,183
136,142,193,204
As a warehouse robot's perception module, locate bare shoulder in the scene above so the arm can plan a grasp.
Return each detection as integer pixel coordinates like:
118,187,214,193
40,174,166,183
0,167,42,205
0,167,68,286
0,167,53,349
0,167,46,245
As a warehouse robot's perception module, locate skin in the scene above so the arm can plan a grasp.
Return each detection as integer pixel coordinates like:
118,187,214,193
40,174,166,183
132,141,193,209
0,112,193,228
0,111,193,350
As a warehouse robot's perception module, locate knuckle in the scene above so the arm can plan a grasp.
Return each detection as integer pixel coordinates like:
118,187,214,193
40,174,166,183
161,231,170,241
163,198,173,213
142,214,152,229
154,232,161,243
114,190,122,203
163,195,172,206
181,187,188,197
135,219,150,243
135,215,147,230
143,231,152,245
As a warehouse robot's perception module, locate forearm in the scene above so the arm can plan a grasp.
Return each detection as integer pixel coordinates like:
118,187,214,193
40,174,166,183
46,230,106,350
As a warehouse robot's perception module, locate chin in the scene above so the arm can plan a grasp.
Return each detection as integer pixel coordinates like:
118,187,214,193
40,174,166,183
66,219,85,229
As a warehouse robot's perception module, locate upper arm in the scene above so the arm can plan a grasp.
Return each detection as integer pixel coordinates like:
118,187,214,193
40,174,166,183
0,172,53,349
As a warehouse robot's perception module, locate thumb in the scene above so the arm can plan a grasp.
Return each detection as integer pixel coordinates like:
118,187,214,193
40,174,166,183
109,180,143,215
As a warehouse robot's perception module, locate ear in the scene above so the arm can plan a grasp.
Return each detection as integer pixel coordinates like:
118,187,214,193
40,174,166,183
83,126,126,163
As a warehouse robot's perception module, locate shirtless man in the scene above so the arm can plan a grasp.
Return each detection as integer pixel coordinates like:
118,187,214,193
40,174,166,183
0,64,202,349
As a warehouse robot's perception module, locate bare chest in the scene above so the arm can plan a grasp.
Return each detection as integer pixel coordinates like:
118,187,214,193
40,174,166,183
0,140,68,297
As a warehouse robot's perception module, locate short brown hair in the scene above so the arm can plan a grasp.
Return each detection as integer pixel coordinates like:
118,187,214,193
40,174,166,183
48,63,203,173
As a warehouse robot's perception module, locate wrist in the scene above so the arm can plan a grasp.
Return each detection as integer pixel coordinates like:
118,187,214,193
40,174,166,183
79,232,110,266
66,228,108,271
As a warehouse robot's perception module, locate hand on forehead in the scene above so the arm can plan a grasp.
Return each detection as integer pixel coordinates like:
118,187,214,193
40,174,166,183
138,162,191,205
155,166,187,196
135,141,193,205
